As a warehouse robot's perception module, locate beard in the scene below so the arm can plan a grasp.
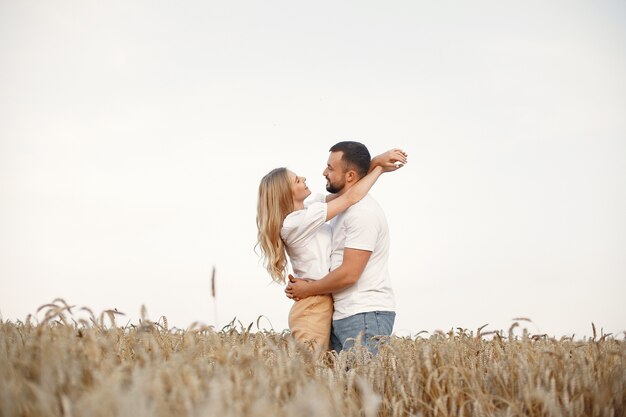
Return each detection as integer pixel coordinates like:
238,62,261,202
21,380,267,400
325,178,344,194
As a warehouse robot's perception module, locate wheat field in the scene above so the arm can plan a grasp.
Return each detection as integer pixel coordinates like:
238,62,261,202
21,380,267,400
0,300,624,417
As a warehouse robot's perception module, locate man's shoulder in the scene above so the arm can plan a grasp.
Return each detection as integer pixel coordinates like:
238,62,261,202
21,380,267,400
350,194,383,212
344,195,385,221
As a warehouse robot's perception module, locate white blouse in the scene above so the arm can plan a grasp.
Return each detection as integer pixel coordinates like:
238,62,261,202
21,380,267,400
280,194,332,280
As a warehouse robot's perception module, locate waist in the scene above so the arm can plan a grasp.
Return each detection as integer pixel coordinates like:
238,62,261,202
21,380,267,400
293,269,330,280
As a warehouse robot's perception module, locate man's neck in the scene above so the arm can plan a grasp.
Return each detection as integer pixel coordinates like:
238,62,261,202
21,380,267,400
337,182,357,196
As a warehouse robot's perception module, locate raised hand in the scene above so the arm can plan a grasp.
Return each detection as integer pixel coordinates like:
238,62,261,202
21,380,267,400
372,148,408,172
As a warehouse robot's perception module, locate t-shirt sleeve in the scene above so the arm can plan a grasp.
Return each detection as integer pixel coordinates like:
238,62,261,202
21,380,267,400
281,202,328,247
344,209,378,252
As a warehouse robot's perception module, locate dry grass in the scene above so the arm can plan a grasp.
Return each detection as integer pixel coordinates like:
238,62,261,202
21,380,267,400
1,300,624,417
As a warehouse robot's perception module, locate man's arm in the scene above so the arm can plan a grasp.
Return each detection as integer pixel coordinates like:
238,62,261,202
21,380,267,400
285,248,371,300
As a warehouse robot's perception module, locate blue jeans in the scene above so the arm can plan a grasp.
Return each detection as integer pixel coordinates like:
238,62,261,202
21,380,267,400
330,311,395,354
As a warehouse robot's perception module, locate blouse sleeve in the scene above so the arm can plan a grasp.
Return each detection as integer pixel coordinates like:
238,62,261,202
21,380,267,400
305,193,326,206
280,202,328,247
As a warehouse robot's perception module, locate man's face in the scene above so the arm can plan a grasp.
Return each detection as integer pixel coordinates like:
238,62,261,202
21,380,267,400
323,151,347,194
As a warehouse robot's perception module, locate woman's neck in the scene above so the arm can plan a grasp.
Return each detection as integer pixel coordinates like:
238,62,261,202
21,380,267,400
293,199,305,211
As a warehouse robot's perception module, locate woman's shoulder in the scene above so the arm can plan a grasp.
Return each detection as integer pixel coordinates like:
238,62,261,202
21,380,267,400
282,209,306,229
282,202,326,229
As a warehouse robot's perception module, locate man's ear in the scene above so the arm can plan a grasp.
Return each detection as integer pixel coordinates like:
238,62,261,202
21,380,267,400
345,170,357,183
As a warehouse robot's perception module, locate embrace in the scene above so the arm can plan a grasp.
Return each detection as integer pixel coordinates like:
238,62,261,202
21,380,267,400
256,141,407,353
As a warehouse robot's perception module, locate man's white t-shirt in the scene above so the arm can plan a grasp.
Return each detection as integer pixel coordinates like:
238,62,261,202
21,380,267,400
330,194,395,320
280,194,332,280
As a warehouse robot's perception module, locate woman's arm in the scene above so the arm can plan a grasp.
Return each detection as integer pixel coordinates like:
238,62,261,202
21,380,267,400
325,194,339,203
324,148,408,221
324,149,407,205
325,166,384,221
369,148,408,173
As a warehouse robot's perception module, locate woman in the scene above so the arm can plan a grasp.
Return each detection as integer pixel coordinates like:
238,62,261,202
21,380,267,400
256,148,407,350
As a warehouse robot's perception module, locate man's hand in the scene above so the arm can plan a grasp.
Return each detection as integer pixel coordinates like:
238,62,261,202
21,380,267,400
284,274,313,301
371,148,408,172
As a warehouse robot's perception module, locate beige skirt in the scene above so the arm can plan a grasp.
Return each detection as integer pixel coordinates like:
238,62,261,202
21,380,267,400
288,294,333,351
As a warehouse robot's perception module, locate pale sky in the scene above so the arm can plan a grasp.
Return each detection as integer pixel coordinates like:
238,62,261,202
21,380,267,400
1,1,625,338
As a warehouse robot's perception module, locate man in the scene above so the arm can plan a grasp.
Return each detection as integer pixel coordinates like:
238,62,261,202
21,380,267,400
285,141,402,353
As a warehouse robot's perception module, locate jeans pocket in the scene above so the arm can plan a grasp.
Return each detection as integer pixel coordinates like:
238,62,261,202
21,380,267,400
375,311,395,335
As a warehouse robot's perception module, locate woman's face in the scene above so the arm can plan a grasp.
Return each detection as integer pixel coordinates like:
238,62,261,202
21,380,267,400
288,170,311,203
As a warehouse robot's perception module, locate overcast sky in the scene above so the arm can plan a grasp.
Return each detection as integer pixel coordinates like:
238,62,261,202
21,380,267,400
1,1,624,338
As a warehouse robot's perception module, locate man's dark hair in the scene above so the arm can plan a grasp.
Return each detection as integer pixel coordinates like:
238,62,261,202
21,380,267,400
329,141,371,179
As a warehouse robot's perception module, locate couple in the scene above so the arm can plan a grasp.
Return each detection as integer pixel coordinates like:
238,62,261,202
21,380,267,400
256,141,407,353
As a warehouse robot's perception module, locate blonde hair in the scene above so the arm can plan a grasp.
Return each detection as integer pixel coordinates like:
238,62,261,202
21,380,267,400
256,168,294,284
